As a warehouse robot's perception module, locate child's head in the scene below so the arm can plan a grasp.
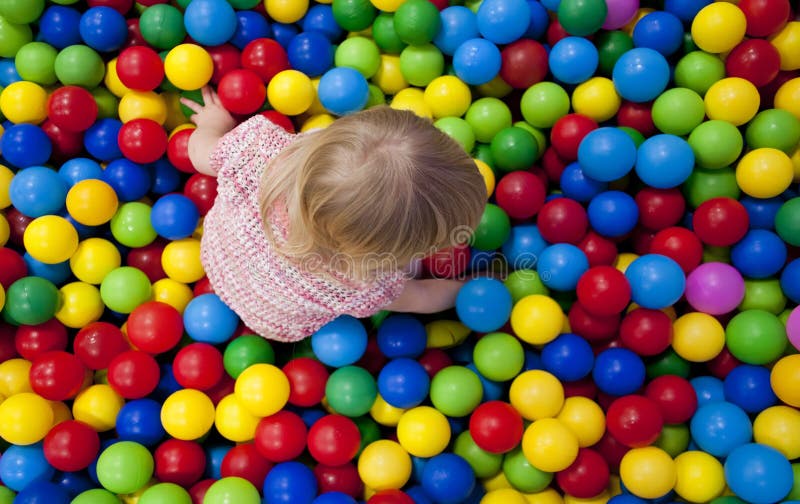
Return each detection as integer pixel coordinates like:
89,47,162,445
260,106,486,279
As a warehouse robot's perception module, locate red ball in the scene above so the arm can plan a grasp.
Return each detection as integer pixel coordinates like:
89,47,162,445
576,266,631,316
417,348,453,378
5,210,32,247
189,479,215,504
217,69,267,115
632,226,656,256
356,337,388,376
282,357,329,407
307,414,362,466
107,350,160,399
261,110,295,133
220,443,273,489
546,19,570,46
314,463,363,498
645,375,698,424
173,343,224,391
242,38,289,82
88,0,134,14
118,118,168,164
739,0,790,36
193,277,215,297
468,400,524,454
0,248,27,289
760,70,797,109
725,39,781,88
421,243,470,278
568,302,620,342
556,448,610,499
15,319,68,361
47,86,98,132
126,240,167,283
500,39,548,89
117,46,164,91
184,174,219,216
563,377,598,399
619,308,672,357
606,395,664,448
369,490,415,504
29,350,87,401
42,120,83,162
542,146,568,183
595,430,630,472
550,114,598,161
0,323,17,363
254,410,308,462
167,128,195,173
43,420,100,472
692,197,749,247
154,439,207,488
537,198,588,244
205,373,235,406
706,347,741,379
635,187,686,231
208,44,242,85
649,226,703,274
496,171,546,220
73,321,129,370
616,101,655,136
578,231,618,267
125,18,147,48
126,301,184,354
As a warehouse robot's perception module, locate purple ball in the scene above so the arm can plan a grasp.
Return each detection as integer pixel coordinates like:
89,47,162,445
685,262,745,315
787,306,800,351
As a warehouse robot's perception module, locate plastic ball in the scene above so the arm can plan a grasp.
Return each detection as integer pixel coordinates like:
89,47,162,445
65,179,118,226
110,201,157,247
202,477,261,504
358,440,412,491
704,77,760,126
1,124,53,168
520,82,570,129
117,46,164,91
268,69,315,115
624,254,685,309
619,447,675,499
510,294,564,345
587,191,639,238
0,392,54,445
38,6,82,49
429,366,484,417
593,348,646,396
79,6,127,52
54,44,105,88
612,48,670,103
726,39,781,88
335,36,380,78
725,309,787,365
161,389,215,440
606,394,664,447
393,0,440,45
690,2,746,54
307,414,361,466
558,0,607,36
691,401,753,457
9,165,68,219
632,11,683,56
688,120,743,170
500,39,548,89
0,443,54,493
213,394,260,442
107,349,160,399
149,194,199,241
577,127,636,183
184,0,237,46
181,293,237,344
522,418,579,472
509,369,564,421
161,238,204,284
397,406,451,458
164,44,213,91
456,278,512,333
1,81,48,124
235,363,290,417
421,453,476,503
318,67,369,116
452,38,502,86
735,148,793,199
98,266,150,313
724,443,793,504
377,358,430,408
549,37,598,85
423,75,471,118
476,0,530,44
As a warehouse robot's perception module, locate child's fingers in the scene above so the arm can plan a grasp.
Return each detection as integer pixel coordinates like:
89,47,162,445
179,97,203,114
201,86,215,106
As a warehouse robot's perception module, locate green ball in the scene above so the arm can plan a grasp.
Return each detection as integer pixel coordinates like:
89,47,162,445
100,267,152,314
504,270,548,303
71,489,120,504
702,245,730,264
655,423,690,457
788,463,800,500
333,0,378,32
0,0,44,24
325,366,377,417
139,483,192,504
0,17,32,58
92,87,120,119
366,84,386,108
399,43,444,86
14,42,57,85
453,431,503,479
466,97,512,143
430,366,483,417
503,447,553,493
651,88,704,136
520,82,570,129
557,0,607,37
435,117,475,152
682,31,698,54
336,36,381,78
96,441,154,495
776,198,800,247
646,349,691,379
139,4,187,50
111,202,158,248
471,204,511,251
725,309,787,365
682,167,740,208
739,279,786,315
513,122,546,159
54,45,105,88
490,126,538,173
179,89,204,118
619,126,645,147
596,30,633,76
0,487,12,504
393,0,441,46
711,498,747,504
473,142,495,170
354,415,382,456
372,13,407,54
688,120,743,169
228,0,261,7
674,51,725,96
203,477,260,504
3,277,60,326
473,332,524,382
223,335,276,379
745,108,800,154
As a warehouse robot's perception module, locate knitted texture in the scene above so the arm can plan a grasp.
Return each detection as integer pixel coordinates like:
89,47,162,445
201,115,407,342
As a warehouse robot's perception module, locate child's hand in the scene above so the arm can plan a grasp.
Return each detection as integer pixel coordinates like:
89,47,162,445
180,86,236,137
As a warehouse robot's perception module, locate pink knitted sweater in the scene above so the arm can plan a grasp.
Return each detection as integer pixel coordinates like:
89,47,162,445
200,115,407,342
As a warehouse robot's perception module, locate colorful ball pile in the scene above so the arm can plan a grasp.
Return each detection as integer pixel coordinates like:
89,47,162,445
0,0,799,502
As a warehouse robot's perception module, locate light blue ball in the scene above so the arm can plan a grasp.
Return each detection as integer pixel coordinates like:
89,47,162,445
537,243,589,291
690,401,752,457
58,158,103,187
724,443,793,504
433,6,479,56
9,165,68,218
624,254,685,309
318,67,369,116
311,315,368,367
452,38,501,85
476,0,531,44
184,0,238,46
612,47,670,102
0,443,55,492
456,278,513,333
501,224,547,271
578,127,637,182
635,134,695,189
183,294,240,344
549,36,599,84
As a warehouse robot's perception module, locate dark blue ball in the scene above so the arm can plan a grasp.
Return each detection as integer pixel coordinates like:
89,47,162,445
84,118,123,162
632,11,684,56
272,23,300,50
39,6,82,49
115,399,167,447
149,158,182,195
262,461,318,504
1,124,52,168
101,158,151,202
524,0,549,39
377,358,431,409
79,7,127,52
780,258,800,304
302,5,343,41
663,0,710,22
592,348,645,396
587,190,639,238
377,314,427,359
501,224,547,271
467,363,503,402
150,193,201,240
421,454,476,504
231,10,272,49
287,31,334,77
731,229,787,279
433,6,479,56
723,364,778,414
560,162,608,202
14,481,70,504
541,333,594,381
741,196,781,230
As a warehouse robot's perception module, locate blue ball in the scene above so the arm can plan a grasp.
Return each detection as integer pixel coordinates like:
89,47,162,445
560,162,608,202
0,58,22,86
524,0,549,39
58,158,103,187
469,248,496,273
455,278,513,332
288,31,334,77
612,48,670,103
0,443,55,492
421,453,476,504
9,166,68,218
39,6,83,49
541,333,594,381
476,0,531,44
14,481,70,504
53,471,94,498
609,496,648,504
434,6,479,56
467,363,503,402
184,0,238,46
377,358,431,408
452,38,502,85
317,67,369,116
663,0,710,23
690,376,726,408
63,213,98,240
115,399,166,447
578,127,637,183
272,23,300,50
263,461,318,504
79,7,127,52
524,349,544,371
1,124,52,168
741,196,781,230
300,408,327,428
311,315,368,367
102,158,151,202
501,224,547,271
724,443,793,504
549,36,599,84
204,445,231,480
376,314,427,359
624,254,685,309
730,229,787,279
407,486,434,504
592,348,645,396
723,365,778,414
84,118,123,162
230,10,272,49
302,5,343,41
183,294,240,344
312,492,357,504
153,363,182,401
635,134,695,189
537,243,589,291
632,11,683,56
150,193,200,240
540,0,560,10
690,401,752,457
149,158,182,195
23,253,71,286
587,190,639,238
781,258,800,303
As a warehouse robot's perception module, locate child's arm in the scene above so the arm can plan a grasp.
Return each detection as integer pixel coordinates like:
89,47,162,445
384,279,465,314
180,86,237,177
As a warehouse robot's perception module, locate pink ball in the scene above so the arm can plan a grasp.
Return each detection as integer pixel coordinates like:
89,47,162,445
684,262,745,315
602,0,639,29
787,306,800,351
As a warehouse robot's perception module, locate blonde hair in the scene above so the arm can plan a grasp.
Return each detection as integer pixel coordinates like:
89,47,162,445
259,106,486,280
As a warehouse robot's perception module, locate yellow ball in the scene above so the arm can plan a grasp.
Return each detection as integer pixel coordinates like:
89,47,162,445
119,91,168,124
615,252,638,274
673,451,725,503
55,281,104,329
370,0,405,12
161,389,215,440
736,147,794,199
24,215,79,264
521,418,579,472
0,393,54,445
396,406,451,458
373,55,408,95
357,440,412,490
370,394,406,427
164,44,214,91
267,70,315,116
671,312,725,362
557,396,606,448
104,58,133,98
215,394,260,443
234,363,290,417
391,88,432,119
66,179,119,226
151,278,194,314
510,295,564,345
483,471,513,492
704,77,760,126
0,358,32,397
475,75,513,99
306,77,327,116
50,400,73,425
690,2,746,54
161,238,204,284
482,489,528,504
163,92,191,131
475,159,495,198
265,0,309,23
524,488,565,504
424,76,472,118
564,490,610,504
0,284,4,312
572,77,621,123
0,81,48,124
753,405,800,459
791,145,800,182
70,238,122,285
0,214,7,247
770,22,800,71
619,447,676,499
73,384,125,432
300,113,336,132
771,356,800,407
0,164,14,208
775,78,800,120
509,370,565,421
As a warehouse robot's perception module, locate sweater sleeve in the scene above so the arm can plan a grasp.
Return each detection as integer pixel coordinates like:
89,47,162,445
208,114,296,175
